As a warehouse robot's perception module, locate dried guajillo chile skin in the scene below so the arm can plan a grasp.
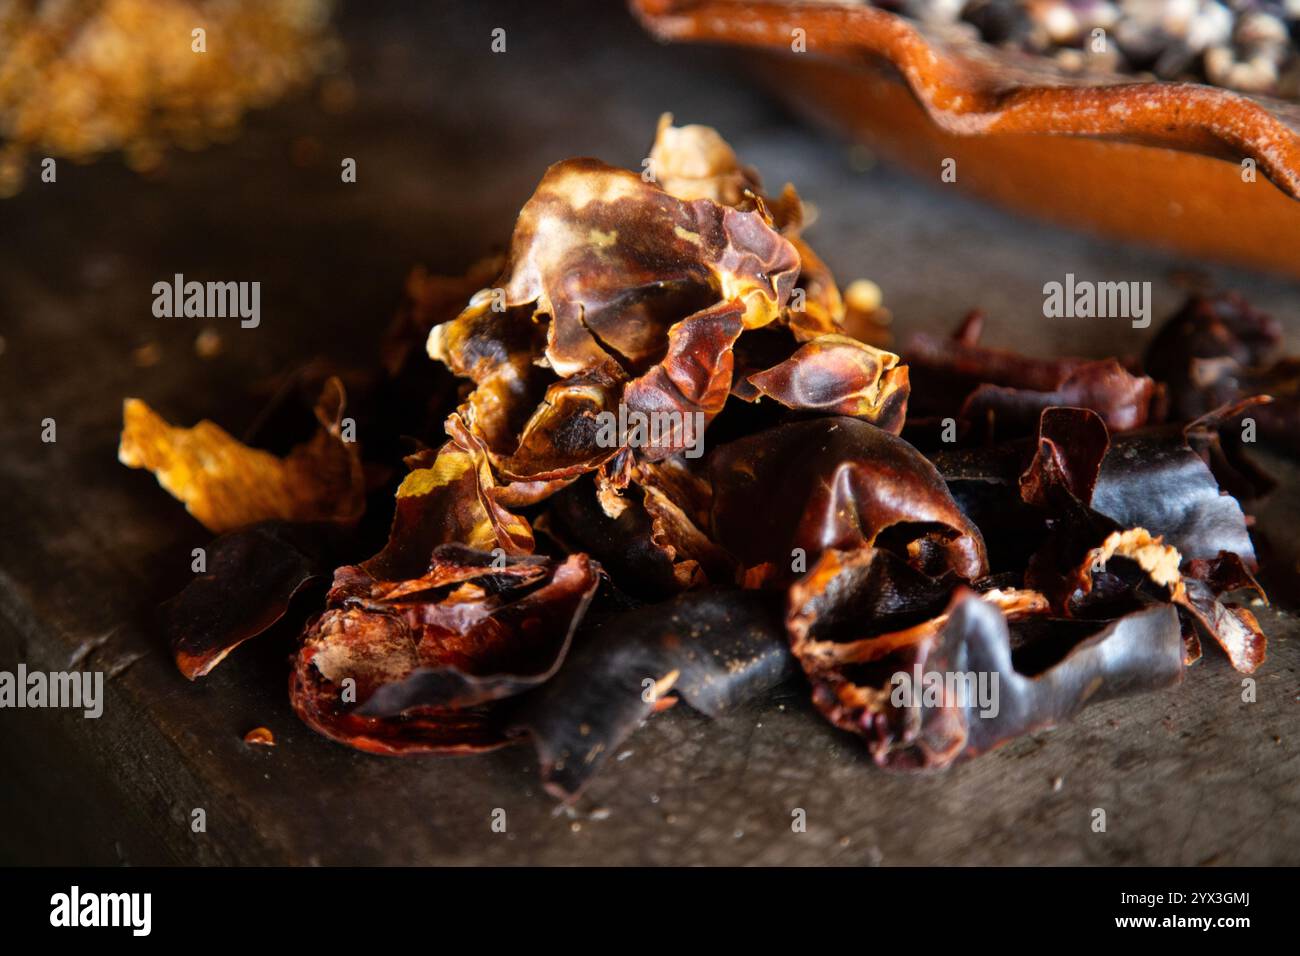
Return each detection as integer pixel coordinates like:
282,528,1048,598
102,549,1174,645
709,416,987,585
292,664,509,755
545,478,687,599
1144,293,1281,423
925,443,1046,576
745,334,910,431
130,377,375,680
141,297,485,684
844,592,1185,770
278,127,897,773
162,521,346,680
381,256,507,380
1091,426,1258,568
931,406,1262,580
903,311,1159,444
289,546,599,754
1177,558,1267,674
491,368,624,483
424,121,905,485
1018,405,1110,508
959,360,1158,440
507,587,797,800
633,456,734,586
1022,407,1262,580
620,298,746,461
430,156,799,377
784,545,1047,758
645,113,845,340
1144,292,1300,458
425,155,807,474
426,295,555,458
946,407,1266,671
775,428,1198,767
933,407,1259,566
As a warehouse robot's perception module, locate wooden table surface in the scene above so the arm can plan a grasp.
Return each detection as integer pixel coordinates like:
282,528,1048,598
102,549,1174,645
1,0,1297,865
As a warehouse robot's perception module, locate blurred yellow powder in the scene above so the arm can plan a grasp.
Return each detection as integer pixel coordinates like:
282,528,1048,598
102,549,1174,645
0,0,339,196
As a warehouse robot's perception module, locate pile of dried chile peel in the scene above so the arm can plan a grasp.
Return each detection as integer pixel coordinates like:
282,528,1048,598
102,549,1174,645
121,118,1286,800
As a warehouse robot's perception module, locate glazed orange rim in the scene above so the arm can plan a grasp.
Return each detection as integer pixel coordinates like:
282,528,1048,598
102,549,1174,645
632,0,1300,201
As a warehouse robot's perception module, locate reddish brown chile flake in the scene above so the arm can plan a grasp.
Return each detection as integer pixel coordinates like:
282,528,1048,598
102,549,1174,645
119,376,366,534
1143,293,1281,424
1018,406,1110,508
746,334,910,432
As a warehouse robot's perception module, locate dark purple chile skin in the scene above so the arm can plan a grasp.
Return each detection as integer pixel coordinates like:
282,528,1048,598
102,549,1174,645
1093,431,1257,567
930,412,1258,573
872,595,1185,770
508,588,797,800
162,521,343,680
1143,293,1281,423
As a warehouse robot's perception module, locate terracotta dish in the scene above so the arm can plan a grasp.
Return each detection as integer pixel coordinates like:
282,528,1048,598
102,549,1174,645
633,0,1300,278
